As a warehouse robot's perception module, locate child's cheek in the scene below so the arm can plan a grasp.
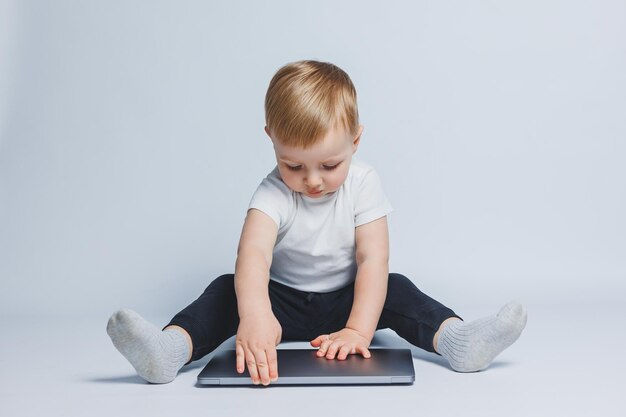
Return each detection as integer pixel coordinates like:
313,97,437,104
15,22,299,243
332,170,349,189
279,170,298,191
287,174,302,192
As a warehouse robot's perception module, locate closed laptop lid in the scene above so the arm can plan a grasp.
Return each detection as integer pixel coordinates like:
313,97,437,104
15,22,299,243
197,348,415,386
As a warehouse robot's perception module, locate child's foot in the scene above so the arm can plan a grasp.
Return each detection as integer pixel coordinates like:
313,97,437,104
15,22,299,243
106,308,191,383
436,301,527,372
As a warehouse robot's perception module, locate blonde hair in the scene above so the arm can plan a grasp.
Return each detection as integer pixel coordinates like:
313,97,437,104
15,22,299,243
264,60,359,149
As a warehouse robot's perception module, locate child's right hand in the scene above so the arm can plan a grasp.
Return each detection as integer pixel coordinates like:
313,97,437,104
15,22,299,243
235,311,282,386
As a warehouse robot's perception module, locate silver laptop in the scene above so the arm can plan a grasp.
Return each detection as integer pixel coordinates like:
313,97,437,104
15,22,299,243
197,348,414,385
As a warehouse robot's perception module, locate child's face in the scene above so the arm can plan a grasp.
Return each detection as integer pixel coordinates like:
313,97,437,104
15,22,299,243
266,125,363,199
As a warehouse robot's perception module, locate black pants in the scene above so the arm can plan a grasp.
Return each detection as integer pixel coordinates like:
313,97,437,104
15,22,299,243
165,273,460,365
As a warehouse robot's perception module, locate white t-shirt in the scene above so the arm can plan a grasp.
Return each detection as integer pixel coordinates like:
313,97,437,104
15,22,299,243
247,157,393,293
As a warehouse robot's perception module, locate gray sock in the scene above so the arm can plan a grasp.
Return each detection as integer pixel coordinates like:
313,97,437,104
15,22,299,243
106,308,191,383
437,301,527,372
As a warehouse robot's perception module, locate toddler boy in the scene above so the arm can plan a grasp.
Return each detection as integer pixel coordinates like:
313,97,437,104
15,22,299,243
107,60,527,385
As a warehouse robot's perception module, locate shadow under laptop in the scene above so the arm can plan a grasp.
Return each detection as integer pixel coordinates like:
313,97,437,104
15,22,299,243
193,382,415,389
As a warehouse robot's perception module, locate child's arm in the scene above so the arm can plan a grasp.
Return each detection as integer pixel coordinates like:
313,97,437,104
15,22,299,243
234,208,282,385
311,216,389,360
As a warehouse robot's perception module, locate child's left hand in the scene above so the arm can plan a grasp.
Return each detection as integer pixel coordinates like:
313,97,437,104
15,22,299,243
310,328,372,360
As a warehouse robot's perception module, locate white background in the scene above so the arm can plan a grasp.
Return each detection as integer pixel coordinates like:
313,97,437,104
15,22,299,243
0,1,625,416
2,0,624,319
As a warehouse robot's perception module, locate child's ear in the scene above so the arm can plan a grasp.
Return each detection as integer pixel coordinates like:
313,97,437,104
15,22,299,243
352,125,364,152
264,126,271,139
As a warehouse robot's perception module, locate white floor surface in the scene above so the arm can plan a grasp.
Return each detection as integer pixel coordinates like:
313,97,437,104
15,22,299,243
1,302,624,417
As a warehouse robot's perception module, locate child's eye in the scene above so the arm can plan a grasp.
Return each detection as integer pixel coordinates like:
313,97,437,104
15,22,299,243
285,163,340,171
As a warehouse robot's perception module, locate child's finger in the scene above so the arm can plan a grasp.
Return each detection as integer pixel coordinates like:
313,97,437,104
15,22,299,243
337,344,353,360
236,343,245,373
244,347,261,384
310,334,327,346
316,337,332,356
253,349,271,386
357,345,371,358
325,342,341,359
266,347,279,381
310,336,320,346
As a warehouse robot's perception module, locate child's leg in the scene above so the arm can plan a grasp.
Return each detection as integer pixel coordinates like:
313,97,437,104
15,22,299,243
163,274,240,361
377,273,527,372
376,273,461,353
107,274,240,383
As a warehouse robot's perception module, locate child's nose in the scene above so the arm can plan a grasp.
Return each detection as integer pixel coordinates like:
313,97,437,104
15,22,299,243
305,172,323,187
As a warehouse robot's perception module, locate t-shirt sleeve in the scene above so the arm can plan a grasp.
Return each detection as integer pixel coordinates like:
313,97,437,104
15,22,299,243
354,168,393,227
247,169,292,229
